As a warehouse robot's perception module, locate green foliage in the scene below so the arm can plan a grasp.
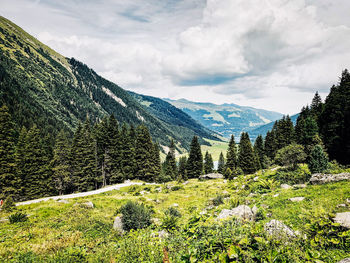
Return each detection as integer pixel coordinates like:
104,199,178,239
161,207,182,231
2,195,15,211
237,132,257,174
163,139,178,180
217,152,225,174
186,136,203,178
273,166,311,184
308,145,329,173
251,179,280,193
211,194,225,206
170,185,183,191
120,201,153,231
225,135,237,171
178,156,187,181
8,212,27,224
274,143,306,169
203,151,214,174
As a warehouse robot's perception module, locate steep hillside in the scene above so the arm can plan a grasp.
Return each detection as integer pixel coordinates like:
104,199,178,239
165,98,283,140
0,16,218,151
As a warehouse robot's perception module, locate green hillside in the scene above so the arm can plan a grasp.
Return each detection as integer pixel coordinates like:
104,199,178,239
0,16,218,151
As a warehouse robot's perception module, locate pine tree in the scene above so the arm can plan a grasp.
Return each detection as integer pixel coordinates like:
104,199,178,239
225,135,237,172
274,116,295,150
163,140,177,180
178,156,187,180
15,126,27,199
217,152,225,174
308,145,328,173
135,124,154,181
186,136,203,178
107,115,123,184
120,123,136,180
151,143,161,182
264,130,277,159
203,151,214,174
254,135,267,168
0,105,18,199
51,130,71,195
237,132,257,174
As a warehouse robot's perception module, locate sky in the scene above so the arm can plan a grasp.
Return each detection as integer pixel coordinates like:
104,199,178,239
2,0,350,114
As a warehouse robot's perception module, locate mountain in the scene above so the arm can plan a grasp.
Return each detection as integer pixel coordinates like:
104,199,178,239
248,113,299,139
164,98,283,140
0,16,218,152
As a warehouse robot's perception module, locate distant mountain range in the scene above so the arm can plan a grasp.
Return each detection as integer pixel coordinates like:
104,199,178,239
164,98,283,140
0,16,219,152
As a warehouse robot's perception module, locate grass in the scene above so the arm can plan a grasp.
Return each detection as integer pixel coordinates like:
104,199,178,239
0,168,349,262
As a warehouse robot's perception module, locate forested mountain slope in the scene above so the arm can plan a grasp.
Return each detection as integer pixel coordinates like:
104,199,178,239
0,16,218,151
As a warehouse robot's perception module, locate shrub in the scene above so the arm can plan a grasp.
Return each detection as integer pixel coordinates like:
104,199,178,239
161,207,182,231
273,166,311,184
9,212,27,223
211,194,225,206
308,145,328,173
274,144,306,169
171,185,183,191
120,201,152,231
2,195,15,212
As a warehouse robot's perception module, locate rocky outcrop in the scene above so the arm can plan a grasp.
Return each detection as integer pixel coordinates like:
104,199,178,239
113,216,124,233
217,205,254,221
333,212,350,229
310,173,350,184
264,219,296,238
199,173,224,180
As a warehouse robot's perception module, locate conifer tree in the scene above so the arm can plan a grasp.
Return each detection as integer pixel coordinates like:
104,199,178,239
107,115,123,184
151,143,161,182
135,124,154,181
225,135,237,172
178,156,187,180
120,123,136,180
308,145,328,173
254,135,267,168
204,151,214,174
15,126,27,199
51,130,71,195
237,132,257,174
186,136,203,178
264,130,277,159
0,105,18,199
163,139,177,180
217,152,225,174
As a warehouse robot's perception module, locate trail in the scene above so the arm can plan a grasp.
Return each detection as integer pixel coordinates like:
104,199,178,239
16,181,149,206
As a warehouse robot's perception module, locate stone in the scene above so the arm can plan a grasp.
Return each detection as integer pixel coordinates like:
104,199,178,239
113,216,124,233
337,204,347,208
333,212,350,228
264,219,296,238
261,204,269,209
140,190,149,195
152,218,161,226
158,230,169,239
217,205,254,221
273,193,279,197
155,187,162,192
182,181,189,185
346,199,350,203
166,184,174,189
75,201,94,208
253,176,259,181
310,173,350,184
292,184,307,189
223,180,227,183
338,258,350,263
289,197,305,202
172,203,179,207
252,205,258,216
199,173,224,180
199,210,207,215
222,190,229,195
280,184,292,189
57,199,69,204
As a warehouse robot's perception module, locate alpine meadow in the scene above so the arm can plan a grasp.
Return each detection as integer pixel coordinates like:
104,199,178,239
1,1,350,263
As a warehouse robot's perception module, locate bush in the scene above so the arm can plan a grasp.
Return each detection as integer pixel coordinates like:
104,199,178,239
171,185,183,191
2,196,15,212
9,212,27,223
308,145,328,173
274,144,306,169
120,201,153,231
161,207,182,231
211,194,225,206
273,166,311,184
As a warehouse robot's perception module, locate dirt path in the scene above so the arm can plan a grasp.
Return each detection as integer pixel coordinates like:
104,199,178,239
16,181,150,206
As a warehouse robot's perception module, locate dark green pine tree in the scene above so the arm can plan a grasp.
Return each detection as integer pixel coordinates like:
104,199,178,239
217,152,225,174
237,132,257,174
0,105,18,199
308,145,328,173
310,91,323,118
186,136,203,178
254,135,267,169
151,143,161,182
94,117,109,187
178,156,187,180
135,124,154,181
120,123,136,180
21,125,52,199
51,130,72,195
107,115,123,184
15,126,27,199
264,130,277,159
274,116,295,150
163,139,178,180
225,135,237,172
203,151,214,174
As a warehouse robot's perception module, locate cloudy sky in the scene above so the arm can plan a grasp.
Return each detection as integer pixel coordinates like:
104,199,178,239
2,0,350,114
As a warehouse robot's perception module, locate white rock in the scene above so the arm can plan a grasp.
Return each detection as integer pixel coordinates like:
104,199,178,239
57,199,69,204
222,190,229,195
289,197,305,202
292,184,307,189
182,181,189,185
158,230,169,239
217,205,254,221
173,203,179,207
113,216,124,233
280,184,292,189
264,219,296,238
155,187,162,192
199,173,224,180
273,193,279,197
75,201,94,208
333,212,350,228
346,199,350,203
252,205,258,215
253,176,259,181
338,258,350,263
337,204,347,208
310,173,350,184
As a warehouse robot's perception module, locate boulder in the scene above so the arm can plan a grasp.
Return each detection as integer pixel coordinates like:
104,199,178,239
74,201,94,208
338,259,350,263
280,184,292,189
182,181,189,185
333,212,350,228
273,193,279,197
113,216,124,233
199,173,224,180
217,205,254,221
158,230,169,239
252,205,258,216
289,197,305,202
337,204,347,208
292,184,307,189
310,173,350,184
264,219,296,238
172,203,179,207
57,199,69,204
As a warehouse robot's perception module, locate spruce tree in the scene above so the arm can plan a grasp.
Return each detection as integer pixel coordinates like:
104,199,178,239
308,145,328,173
204,151,214,174
15,126,27,199
225,135,237,172
217,152,225,174
178,156,187,180
135,124,154,181
0,105,18,199
163,140,177,180
237,132,257,174
264,130,277,159
151,143,161,182
186,136,203,178
254,135,266,168
51,130,71,195
120,123,136,180
107,115,123,184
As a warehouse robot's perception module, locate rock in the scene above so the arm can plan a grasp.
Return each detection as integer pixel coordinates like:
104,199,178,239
140,190,149,195
264,219,296,238
337,204,347,208
166,184,174,190
152,218,161,226
155,187,162,192
346,199,350,203
280,184,292,189
172,203,179,207
248,193,257,197
57,199,69,204
333,212,350,228
182,181,189,185
289,197,305,202
252,205,258,215
199,210,207,215
273,193,279,197
75,201,94,208
217,205,254,221
199,173,224,180
206,205,215,210
158,230,169,239
261,204,269,209
113,216,124,233
292,184,307,189
222,190,229,195
310,173,350,184
338,258,350,263
253,176,259,181
223,180,227,183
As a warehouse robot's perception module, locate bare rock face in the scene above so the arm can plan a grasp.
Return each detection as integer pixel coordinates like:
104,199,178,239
289,197,305,202
264,219,296,238
333,212,350,229
199,173,224,180
113,216,124,233
310,173,350,184
217,205,254,221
